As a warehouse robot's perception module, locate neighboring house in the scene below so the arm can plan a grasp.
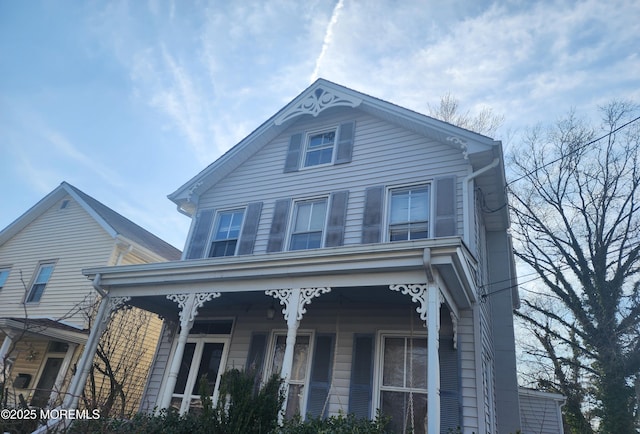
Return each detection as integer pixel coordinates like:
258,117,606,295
83,79,521,433
519,388,565,434
0,182,181,413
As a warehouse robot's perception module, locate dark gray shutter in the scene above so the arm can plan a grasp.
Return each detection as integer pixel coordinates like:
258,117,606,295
325,191,349,247
237,202,263,255
335,121,355,164
348,334,374,419
284,133,303,173
246,333,268,376
266,199,291,253
361,186,384,244
185,209,214,259
306,334,335,418
440,309,460,432
434,176,456,237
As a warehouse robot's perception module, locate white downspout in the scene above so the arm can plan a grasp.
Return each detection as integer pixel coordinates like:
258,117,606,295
462,158,500,246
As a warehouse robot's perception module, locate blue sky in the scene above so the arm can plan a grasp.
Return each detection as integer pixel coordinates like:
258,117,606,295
1,0,639,250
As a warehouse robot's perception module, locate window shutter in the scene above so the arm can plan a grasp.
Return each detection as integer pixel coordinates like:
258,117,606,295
348,334,374,419
325,191,349,247
266,199,291,252
237,202,263,255
246,333,268,377
434,176,456,237
361,186,384,243
306,334,335,418
440,325,460,431
284,133,303,173
185,209,214,259
335,121,355,164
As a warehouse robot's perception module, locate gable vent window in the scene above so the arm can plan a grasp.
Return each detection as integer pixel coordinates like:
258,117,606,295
0,268,10,291
284,121,355,172
59,200,70,210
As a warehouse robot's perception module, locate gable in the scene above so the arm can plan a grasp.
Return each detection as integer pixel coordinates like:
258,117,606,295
168,79,499,216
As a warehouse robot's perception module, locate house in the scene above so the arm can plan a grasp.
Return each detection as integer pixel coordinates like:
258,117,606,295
82,79,521,433
519,388,565,434
0,182,181,414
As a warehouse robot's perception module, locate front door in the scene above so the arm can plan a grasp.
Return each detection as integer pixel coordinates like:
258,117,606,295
171,337,229,414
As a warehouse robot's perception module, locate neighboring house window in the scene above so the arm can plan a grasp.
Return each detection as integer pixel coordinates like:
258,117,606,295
378,335,428,434
388,185,430,241
289,199,328,250
209,209,245,257
304,129,336,167
26,262,55,303
0,268,10,291
270,334,312,418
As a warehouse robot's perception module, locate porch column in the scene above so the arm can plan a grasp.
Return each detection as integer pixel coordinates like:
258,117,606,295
159,292,220,410
390,283,443,434
64,295,130,410
266,287,331,415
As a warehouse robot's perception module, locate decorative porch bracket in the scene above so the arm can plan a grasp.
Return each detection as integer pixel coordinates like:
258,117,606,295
159,292,221,410
389,283,443,434
265,287,331,418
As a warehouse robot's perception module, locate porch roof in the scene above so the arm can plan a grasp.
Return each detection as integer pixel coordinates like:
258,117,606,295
84,238,478,311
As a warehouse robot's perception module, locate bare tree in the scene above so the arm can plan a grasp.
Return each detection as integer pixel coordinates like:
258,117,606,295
509,101,640,433
428,92,504,136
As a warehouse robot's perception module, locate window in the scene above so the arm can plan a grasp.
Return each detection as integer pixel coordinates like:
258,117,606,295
378,335,428,434
304,130,336,167
289,199,327,250
270,334,312,418
208,209,245,257
26,263,55,303
0,268,10,291
388,185,430,241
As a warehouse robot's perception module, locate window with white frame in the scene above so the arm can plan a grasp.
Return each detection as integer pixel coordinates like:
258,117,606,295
377,335,428,434
208,209,245,257
26,262,55,303
269,334,312,418
388,185,430,241
289,199,327,250
0,268,10,291
304,129,336,167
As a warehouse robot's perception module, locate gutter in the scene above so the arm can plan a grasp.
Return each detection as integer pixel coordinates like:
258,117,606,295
462,158,500,246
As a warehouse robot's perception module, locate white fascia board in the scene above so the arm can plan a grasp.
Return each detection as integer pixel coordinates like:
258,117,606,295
62,182,118,238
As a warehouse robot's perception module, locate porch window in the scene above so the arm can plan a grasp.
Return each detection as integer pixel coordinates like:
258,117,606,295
289,199,327,250
209,209,245,257
388,185,429,241
304,130,336,167
378,336,428,434
26,262,55,303
270,334,311,418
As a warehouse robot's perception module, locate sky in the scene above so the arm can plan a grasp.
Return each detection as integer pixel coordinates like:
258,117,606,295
1,0,639,251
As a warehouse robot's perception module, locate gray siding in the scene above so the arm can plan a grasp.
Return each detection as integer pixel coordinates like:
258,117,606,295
195,108,468,253
519,391,564,434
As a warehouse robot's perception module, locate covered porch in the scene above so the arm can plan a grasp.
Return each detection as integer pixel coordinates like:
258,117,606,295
82,239,479,433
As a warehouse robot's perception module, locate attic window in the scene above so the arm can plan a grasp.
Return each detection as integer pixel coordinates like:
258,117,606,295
59,200,70,210
304,129,336,167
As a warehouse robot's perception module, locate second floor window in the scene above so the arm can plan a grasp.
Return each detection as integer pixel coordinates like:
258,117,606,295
26,262,55,303
389,185,430,241
290,199,327,250
304,130,336,167
0,268,10,291
209,209,245,257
